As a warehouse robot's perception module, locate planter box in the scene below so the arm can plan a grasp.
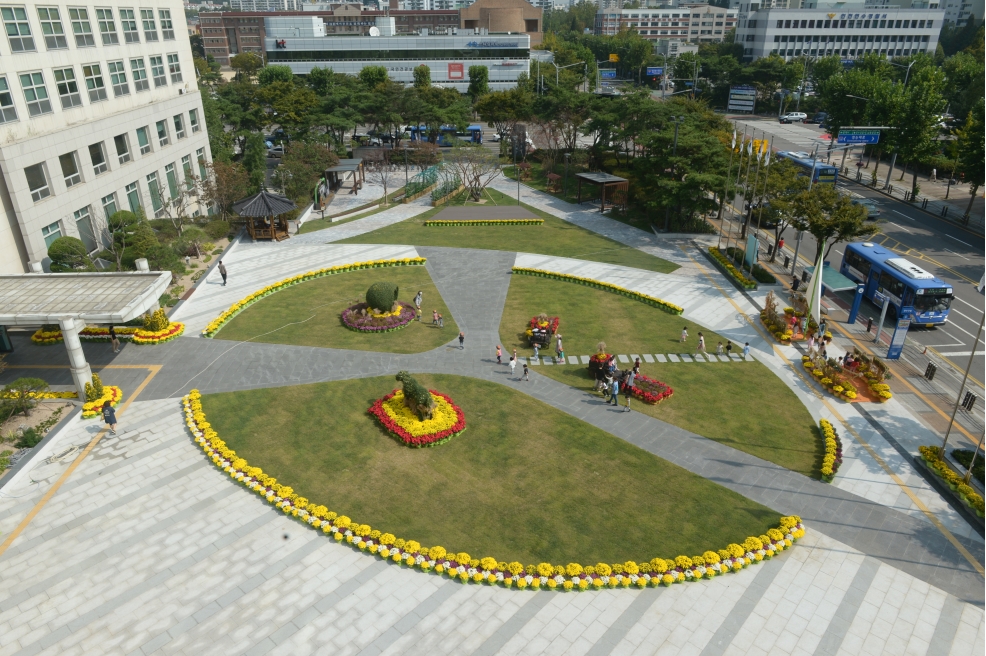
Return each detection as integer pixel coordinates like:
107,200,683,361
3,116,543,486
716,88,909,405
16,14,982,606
702,248,758,291
403,182,437,204
913,455,985,532
431,184,464,207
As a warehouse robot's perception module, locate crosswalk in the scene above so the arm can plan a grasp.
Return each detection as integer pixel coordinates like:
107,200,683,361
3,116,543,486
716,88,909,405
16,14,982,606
523,352,754,365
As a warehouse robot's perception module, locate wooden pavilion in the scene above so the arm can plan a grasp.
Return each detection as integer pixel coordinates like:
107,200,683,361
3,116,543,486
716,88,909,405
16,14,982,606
324,158,365,193
232,189,296,241
575,172,629,213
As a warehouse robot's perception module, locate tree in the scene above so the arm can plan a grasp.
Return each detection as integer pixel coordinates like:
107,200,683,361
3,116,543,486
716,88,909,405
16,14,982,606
94,209,139,271
748,160,805,260
467,65,489,100
258,65,294,86
201,93,234,162
404,140,441,169
893,66,947,198
144,243,184,282
443,143,502,202
47,236,95,272
413,64,431,89
241,132,267,191
363,149,397,206
274,140,340,204
358,66,388,88
230,52,263,81
307,66,334,95
955,98,984,220
791,184,877,260
473,88,532,140
201,160,251,221
174,226,210,259
150,170,200,237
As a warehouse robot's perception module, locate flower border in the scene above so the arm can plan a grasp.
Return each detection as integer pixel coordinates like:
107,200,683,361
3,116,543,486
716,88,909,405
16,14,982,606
341,302,416,334
707,247,757,290
918,446,985,517
511,268,684,316
31,323,185,346
183,390,805,590
629,373,674,405
423,219,544,227
368,390,467,447
818,419,843,482
202,257,427,337
82,386,124,418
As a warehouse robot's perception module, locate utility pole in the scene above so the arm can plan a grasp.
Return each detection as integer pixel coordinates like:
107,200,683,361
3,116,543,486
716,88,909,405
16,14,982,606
795,58,809,112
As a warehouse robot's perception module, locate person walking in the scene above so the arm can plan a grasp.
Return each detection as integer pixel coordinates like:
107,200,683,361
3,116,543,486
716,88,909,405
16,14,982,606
496,345,502,364
414,291,423,313
680,326,688,342
522,362,529,381
726,341,733,357
777,237,785,253
109,326,120,353
807,334,816,355
624,369,636,412
218,261,227,286
458,331,465,349
102,401,118,435
438,313,444,328
931,168,937,182
742,342,751,358
716,341,724,355
509,355,517,377
532,343,540,360
432,310,439,325
608,377,620,406
697,332,705,354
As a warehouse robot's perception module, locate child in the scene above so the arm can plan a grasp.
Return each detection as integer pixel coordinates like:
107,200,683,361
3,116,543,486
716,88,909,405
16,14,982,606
432,310,439,325
557,349,565,364
697,332,705,353
496,345,502,364
532,343,539,360
742,342,751,358
102,401,118,435
109,326,120,354
716,342,724,355
726,341,733,357
509,356,517,377
522,363,529,381
458,331,465,349
680,327,688,342
438,313,444,328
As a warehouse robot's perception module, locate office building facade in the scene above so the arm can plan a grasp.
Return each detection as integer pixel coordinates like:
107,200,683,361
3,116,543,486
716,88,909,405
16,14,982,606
595,4,738,43
0,0,212,274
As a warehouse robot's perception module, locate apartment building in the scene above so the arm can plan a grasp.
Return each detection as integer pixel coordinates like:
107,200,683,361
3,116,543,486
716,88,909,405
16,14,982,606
733,2,944,60
595,3,738,43
0,0,212,273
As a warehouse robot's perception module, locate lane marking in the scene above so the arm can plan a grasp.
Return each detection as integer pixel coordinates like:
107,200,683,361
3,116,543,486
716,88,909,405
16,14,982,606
677,245,985,576
943,248,970,262
887,221,912,234
946,307,982,323
890,209,915,221
936,351,986,356
954,296,985,311
0,364,162,559
945,233,974,247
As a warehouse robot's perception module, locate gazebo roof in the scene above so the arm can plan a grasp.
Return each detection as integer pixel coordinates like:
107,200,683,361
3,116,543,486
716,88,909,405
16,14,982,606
324,158,363,174
232,189,297,217
576,172,628,185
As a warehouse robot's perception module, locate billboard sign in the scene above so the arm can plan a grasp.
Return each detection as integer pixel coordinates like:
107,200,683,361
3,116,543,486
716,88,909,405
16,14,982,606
646,67,664,76
836,129,880,144
448,63,464,80
727,85,756,113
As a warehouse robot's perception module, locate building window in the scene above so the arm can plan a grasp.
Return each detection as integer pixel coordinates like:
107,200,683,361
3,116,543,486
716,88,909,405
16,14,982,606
83,64,107,102
131,57,149,91
89,142,107,175
140,8,157,41
42,221,62,248
150,55,166,86
37,7,67,49
147,171,163,214
69,8,95,47
96,8,118,44
196,147,207,180
136,125,151,154
0,76,19,123
114,133,131,164
125,181,141,212
159,8,173,39
155,119,169,146
189,108,200,132
53,67,82,109
59,151,82,187
165,162,178,197
19,72,52,116
108,60,129,96
120,7,138,42
74,206,97,252
181,154,193,189
26,163,51,202
2,6,35,51
101,192,117,220
173,114,185,139
167,53,182,83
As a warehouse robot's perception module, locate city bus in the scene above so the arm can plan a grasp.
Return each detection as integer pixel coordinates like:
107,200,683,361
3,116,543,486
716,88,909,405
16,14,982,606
776,151,839,185
406,125,482,146
840,242,953,326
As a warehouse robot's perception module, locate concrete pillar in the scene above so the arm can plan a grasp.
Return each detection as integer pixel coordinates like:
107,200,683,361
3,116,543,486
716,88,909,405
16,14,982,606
135,258,149,272
29,261,43,273
59,317,92,399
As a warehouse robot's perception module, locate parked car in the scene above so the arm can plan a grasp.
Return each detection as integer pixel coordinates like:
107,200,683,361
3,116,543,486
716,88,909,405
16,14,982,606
779,112,808,124
267,145,285,158
807,112,828,124
851,197,881,220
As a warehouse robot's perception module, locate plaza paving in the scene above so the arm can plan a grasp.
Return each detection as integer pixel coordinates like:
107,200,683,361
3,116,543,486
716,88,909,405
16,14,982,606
0,180,983,655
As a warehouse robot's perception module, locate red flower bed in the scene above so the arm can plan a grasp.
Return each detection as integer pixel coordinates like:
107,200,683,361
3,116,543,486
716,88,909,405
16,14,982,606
368,390,467,448
630,373,674,404
528,315,560,333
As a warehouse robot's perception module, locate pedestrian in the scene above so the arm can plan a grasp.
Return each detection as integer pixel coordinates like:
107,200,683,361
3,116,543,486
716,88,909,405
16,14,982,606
624,369,636,412
438,313,444,328
532,342,539,360
680,326,688,342
414,291,423,312
800,315,807,336
509,355,517,377
818,319,827,337
102,401,118,435
109,326,120,353
697,332,705,353
557,348,565,364
218,260,227,286
458,331,465,349
726,341,733,357
716,341,724,355
633,357,641,372
513,348,518,363
931,168,937,182
432,310,439,325
608,377,620,406
742,342,751,358
496,345,502,364
807,334,815,355
522,362,529,381
555,334,563,353
777,237,785,252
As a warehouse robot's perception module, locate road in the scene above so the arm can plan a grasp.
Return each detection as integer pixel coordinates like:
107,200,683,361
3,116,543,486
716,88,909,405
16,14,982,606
723,117,985,392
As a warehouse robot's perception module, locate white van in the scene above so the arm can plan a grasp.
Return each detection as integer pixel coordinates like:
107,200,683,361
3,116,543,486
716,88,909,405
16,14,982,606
780,112,808,124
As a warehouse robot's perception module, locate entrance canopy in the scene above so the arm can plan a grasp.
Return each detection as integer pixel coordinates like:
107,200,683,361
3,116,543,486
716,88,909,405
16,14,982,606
575,172,629,213
0,270,171,397
805,265,858,292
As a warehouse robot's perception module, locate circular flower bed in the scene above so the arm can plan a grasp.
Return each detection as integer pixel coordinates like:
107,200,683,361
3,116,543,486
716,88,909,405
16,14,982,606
341,302,416,333
369,389,466,447
629,374,673,404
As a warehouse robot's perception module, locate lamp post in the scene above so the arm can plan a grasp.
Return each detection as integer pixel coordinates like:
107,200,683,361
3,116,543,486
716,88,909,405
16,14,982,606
556,61,585,88
564,151,571,197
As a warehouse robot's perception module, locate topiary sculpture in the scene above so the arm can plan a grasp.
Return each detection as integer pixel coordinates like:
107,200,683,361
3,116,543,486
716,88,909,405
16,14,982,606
366,282,399,313
395,370,434,421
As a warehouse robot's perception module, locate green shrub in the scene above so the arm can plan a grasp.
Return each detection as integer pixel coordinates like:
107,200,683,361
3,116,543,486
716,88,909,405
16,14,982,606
205,220,231,240
15,427,43,449
366,282,399,312
47,236,95,272
751,265,776,284
1,377,50,419
952,449,984,484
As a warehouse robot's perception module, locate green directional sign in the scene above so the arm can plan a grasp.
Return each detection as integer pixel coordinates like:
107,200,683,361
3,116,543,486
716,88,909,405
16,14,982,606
837,129,880,144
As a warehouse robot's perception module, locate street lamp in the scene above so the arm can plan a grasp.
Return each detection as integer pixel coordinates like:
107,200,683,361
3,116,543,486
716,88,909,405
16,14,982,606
556,61,585,88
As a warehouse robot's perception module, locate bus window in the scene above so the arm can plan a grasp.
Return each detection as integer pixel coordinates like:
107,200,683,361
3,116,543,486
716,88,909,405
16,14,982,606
844,249,871,279
877,272,905,303
901,287,915,307
914,293,952,313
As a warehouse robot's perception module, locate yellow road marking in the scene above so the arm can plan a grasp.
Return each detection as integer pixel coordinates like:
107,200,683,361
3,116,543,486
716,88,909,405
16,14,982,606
678,245,985,575
0,365,161,559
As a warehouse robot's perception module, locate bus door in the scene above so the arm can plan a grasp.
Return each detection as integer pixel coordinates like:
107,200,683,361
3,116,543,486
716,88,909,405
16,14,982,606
864,268,881,299
874,271,905,316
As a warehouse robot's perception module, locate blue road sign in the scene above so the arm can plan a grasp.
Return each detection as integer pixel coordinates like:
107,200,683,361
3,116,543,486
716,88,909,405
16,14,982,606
837,129,880,144
646,67,664,76
600,69,617,80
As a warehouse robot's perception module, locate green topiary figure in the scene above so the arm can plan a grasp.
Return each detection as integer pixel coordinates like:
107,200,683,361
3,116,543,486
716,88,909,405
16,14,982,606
143,308,169,332
395,370,434,421
84,372,105,402
366,282,399,313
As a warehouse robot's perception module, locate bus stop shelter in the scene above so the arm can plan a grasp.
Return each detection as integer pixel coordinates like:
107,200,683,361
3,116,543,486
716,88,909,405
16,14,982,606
575,172,629,212
0,265,170,397
804,265,858,292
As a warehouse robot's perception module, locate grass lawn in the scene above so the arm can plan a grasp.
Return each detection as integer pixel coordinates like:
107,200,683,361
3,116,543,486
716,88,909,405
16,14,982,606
215,266,458,353
499,275,820,476
202,374,780,565
334,187,680,275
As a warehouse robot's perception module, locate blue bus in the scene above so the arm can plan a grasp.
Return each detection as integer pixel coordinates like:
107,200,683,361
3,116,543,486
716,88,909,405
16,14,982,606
776,151,839,185
840,242,953,326
407,125,482,146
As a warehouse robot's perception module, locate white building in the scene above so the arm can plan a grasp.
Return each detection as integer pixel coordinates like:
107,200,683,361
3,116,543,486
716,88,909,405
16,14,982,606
940,0,982,23
264,16,531,91
733,3,944,60
595,4,739,43
230,0,300,11
0,0,212,273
